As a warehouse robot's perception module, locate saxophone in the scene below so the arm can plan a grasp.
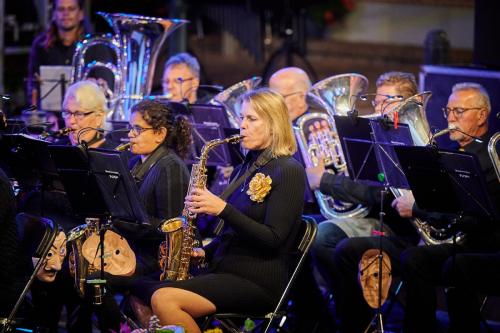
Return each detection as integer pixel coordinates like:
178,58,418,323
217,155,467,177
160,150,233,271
158,134,242,281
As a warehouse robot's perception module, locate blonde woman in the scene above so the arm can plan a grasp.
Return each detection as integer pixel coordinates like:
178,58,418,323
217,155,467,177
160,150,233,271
144,88,306,332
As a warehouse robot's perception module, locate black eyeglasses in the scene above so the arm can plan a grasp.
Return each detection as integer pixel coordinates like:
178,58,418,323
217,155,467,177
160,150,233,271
128,125,154,136
442,107,483,119
61,110,94,120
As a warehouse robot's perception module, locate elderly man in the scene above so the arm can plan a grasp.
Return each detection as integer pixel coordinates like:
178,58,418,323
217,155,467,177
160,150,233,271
162,53,200,104
269,67,311,122
395,82,499,333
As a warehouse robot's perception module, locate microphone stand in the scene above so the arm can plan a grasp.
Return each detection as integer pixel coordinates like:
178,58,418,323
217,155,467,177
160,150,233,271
87,217,111,306
362,175,390,333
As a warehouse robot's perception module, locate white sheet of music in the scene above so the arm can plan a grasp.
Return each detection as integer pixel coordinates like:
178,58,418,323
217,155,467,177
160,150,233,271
39,65,73,111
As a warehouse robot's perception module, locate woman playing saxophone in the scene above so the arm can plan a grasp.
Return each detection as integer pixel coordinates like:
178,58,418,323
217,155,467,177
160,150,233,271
146,88,307,333
121,99,192,274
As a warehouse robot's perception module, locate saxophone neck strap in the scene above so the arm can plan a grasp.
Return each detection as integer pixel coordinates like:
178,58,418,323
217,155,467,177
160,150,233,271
131,145,169,183
214,148,274,235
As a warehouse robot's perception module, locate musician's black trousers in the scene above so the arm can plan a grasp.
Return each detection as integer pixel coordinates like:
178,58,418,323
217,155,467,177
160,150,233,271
401,241,500,333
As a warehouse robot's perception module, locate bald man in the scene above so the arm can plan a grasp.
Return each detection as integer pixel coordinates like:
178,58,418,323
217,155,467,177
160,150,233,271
269,67,312,122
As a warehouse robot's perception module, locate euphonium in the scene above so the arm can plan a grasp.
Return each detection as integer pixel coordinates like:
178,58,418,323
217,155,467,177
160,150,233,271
488,132,500,181
386,92,466,245
295,109,370,219
310,73,370,117
210,77,262,128
296,74,371,219
158,134,242,281
72,12,188,121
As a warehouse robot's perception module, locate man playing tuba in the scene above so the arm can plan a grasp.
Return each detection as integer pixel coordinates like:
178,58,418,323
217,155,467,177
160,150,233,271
306,72,420,304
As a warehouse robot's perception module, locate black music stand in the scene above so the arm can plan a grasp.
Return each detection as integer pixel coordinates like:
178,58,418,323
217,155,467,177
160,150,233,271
0,134,61,192
85,148,149,225
334,115,414,188
48,145,108,218
334,115,415,333
190,103,232,129
394,146,498,223
187,123,237,167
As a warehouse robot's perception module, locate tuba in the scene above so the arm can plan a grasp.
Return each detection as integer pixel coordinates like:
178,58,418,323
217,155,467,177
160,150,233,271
386,92,466,245
210,76,262,128
310,73,370,117
296,74,370,219
72,12,188,121
488,132,500,181
158,135,242,281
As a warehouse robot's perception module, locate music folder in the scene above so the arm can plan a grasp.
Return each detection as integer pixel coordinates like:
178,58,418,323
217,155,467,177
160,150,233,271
86,148,149,225
48,145,108,217
0,133,61,190
334,115,414,189
394,146,498,220
39,65,73,111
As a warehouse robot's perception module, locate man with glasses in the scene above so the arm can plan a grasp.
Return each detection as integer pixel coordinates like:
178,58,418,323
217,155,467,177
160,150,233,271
393,82,499,333
269,67,312,122
162,53,200,104
304,71,421,332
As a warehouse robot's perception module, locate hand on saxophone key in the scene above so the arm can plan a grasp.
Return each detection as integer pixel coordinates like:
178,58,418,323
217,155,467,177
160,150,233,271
391,189,415,218
185,188,227,216
190,247,206,265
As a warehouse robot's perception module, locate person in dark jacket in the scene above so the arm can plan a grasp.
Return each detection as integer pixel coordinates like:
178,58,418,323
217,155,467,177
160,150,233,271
148,88,306,333
395,82,500,333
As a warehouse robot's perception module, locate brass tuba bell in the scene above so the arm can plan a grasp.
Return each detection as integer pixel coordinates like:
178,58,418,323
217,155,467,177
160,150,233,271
72,12,188,122
295,74,371,220
209,76,262,128
310,73,370,117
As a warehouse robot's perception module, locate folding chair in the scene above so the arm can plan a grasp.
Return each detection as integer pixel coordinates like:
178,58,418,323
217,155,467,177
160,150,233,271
0,213,60,333
201,215,318,333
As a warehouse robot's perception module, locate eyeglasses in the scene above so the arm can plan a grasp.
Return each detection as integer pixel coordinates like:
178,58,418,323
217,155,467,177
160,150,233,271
442,107,483,119
371,95,400,108
282,91,304,99
61,110,94,120
163,77,195,85
128,124,154,136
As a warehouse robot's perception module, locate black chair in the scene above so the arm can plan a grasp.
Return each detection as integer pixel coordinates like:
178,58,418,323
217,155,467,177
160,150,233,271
0,213,59,333
201,215,318,333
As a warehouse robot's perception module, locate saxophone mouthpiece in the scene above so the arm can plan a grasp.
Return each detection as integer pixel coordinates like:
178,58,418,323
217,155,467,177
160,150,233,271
115,141,131,151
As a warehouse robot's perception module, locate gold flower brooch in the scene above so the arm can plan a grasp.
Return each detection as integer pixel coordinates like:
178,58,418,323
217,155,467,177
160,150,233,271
247,173,272,203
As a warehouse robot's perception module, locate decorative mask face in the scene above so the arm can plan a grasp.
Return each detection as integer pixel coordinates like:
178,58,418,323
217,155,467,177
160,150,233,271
358,249,392,309
82,230,136,276
36,231,67,283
